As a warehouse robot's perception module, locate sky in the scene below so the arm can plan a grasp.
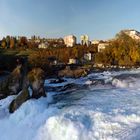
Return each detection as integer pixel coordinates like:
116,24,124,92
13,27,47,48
0,0,140,41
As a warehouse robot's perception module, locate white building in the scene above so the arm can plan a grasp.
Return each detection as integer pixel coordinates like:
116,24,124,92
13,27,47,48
38,42,49,49
84,52,92,61
64,35,76,47
68,58,78,64
35,39,41,43
98,43,109,52
81,35,89,46
91,40,100,45
122,29,140,40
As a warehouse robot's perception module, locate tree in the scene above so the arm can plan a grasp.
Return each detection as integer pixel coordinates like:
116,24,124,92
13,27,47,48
1,37,7,48
6,36,10,48
10,37,16,48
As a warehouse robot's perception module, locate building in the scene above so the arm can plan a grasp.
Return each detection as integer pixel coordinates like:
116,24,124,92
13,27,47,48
46,38,64,47
64,35,77,47
98,43,109,52
122,29,140,40
38,42,49,49
29,36,41,43
48,56,58,65
81,35,89,46
68,58,78,64
91,40,100,45
84,52,92,61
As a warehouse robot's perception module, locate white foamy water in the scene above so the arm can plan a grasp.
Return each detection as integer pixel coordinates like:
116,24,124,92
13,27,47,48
1,69,140,140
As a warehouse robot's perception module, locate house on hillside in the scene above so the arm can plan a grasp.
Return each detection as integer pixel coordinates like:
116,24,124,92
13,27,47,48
122,29,140,40
68,58,78,64
80,35,90,47
48,56,58,65
46,38,64,47
91,40,100,45
38,42,49,49
84,52,92,61
98,42,109,52
64,35,77,47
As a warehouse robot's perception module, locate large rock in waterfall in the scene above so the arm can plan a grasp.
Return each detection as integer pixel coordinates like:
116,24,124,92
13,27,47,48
0,65,23,99
0,56,47,113
9,88,30,113
27,68,46,99
9,67,46,113
58,66,88,78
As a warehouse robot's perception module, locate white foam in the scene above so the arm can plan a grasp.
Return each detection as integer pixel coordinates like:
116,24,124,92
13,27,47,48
1,69,140,140
2,105,140,140
0,95,16,119
85,80,94,85
36,107,140,140
0,92,59,140
112,78,129,88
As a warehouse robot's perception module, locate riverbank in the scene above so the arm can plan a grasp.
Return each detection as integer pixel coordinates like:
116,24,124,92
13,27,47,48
0,48,140,79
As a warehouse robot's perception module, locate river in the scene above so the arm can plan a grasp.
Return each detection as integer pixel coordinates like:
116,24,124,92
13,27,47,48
0,69,140,140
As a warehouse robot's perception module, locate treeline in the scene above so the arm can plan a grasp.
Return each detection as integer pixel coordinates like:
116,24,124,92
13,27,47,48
0,36,38,49
1,31,140,71
95,32,140,66
0,36,98,72
28,45,97,68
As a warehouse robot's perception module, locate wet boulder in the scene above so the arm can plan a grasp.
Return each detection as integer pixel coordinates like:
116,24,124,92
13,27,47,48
9,68,46,113
8,65,23,94
58,66,88,78
27,68,46,99
9,87,30,113
0,65,23,99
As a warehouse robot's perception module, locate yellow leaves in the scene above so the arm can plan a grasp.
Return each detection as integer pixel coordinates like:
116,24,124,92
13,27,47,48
1,41,6,48
99,32,140,66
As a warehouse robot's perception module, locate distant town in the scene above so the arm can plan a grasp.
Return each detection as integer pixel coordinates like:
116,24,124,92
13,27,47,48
1,29,140,49
0,29,140,76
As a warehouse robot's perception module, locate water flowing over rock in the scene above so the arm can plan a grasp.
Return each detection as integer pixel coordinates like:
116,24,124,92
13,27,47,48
2,69,140,139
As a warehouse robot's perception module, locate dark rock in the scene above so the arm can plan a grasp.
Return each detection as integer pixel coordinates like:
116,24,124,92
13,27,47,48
9,67,47,113
49,78,66,84
58,66,88,78
9,87,30,113
0,65,23,98
27,68,46,99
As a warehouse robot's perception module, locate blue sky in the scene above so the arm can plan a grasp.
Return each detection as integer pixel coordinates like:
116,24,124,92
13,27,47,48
0,0,140,41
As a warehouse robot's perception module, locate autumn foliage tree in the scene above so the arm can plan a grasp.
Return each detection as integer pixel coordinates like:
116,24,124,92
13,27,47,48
1,37,7,48
28,45,97,68
10,37,16,48
95,32,140,66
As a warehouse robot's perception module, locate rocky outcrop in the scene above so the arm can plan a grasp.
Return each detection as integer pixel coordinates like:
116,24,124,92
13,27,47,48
9,88,30,113
27,68,46,99
0,65,23,99
8,67,46,113
58,66,88,78
9,65,23,94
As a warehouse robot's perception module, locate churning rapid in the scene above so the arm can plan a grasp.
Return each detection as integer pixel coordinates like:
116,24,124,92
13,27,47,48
1,69,140,140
